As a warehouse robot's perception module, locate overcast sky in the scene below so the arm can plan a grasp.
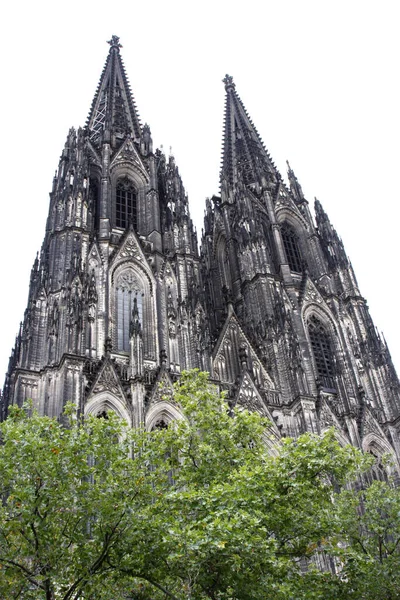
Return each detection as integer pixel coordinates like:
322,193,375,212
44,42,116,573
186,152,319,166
1,0,399,383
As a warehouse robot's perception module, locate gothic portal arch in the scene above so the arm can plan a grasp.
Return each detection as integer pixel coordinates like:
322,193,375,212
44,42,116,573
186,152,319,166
362,433,396,460
362,433,399,482
145,400,185,431
85,392,131,426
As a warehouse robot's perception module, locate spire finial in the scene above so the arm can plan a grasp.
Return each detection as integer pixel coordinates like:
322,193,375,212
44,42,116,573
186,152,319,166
107,35,122,51
223,74,235,91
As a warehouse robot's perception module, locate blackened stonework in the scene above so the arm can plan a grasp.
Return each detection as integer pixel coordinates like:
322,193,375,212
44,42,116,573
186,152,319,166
3,38,400,476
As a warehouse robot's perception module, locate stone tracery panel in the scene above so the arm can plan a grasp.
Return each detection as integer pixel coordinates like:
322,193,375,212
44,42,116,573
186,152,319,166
110,260,158,364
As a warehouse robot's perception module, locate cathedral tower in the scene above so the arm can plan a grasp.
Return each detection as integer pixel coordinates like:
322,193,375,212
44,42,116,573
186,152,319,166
3,38,400,471
201,74,400,467
2,36,207,429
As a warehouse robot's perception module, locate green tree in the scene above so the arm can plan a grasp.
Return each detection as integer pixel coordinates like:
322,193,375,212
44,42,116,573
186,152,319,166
114,371,369,600
330,479,400,600
0,403,159,600
0,371,376,599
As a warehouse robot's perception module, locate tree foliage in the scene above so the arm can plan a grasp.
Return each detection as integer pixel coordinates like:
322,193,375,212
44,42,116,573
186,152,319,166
332,480,400,599
0,370,398,599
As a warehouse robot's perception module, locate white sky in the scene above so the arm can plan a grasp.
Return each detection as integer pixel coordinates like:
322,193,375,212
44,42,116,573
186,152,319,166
1,0,399,383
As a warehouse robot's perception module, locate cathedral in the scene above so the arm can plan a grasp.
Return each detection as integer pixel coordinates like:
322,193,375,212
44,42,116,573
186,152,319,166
2,36,400,471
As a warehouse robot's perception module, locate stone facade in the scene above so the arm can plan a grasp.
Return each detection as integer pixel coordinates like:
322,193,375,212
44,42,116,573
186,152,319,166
3,37,400,471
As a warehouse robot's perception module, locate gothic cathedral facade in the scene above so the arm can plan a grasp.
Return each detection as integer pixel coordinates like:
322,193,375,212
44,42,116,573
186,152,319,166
3,37,400,472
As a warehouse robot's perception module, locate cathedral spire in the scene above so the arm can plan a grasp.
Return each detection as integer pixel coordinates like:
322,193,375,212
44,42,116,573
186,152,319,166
86,35,142,146
220,75,279,190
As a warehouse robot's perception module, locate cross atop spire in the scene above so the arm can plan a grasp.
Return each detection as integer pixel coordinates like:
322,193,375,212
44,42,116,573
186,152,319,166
107,35,122,51
86,36,142,147
220,76,279,190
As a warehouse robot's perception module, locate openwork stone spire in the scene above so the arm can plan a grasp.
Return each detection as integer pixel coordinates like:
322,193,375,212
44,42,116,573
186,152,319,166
220,75,279,189
86,36,142,146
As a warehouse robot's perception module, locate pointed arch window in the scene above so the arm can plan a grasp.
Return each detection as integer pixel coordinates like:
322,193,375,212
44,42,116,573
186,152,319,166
116,178,137,229
308,315,335,389
281,222,302,273
116,271,143,352
367,448,389,483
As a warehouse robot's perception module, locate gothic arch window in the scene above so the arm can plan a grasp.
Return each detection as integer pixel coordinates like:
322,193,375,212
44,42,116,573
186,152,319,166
146,401,184,432
116,177,137,229
281,222,302,273
84,393,131,425
307,315,335,389
367,448,389,483
115,271,143,352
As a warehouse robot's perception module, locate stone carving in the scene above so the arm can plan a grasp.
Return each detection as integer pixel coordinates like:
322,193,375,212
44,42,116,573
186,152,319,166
237,373,268,416
92,364,121,396
116,270,140,292
21,378,38,387
119,234,143,261
364,410,383,438
303,281,324,305
49,301,59,335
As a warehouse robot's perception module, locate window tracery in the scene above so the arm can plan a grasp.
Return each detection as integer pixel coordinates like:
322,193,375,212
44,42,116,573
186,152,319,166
116,270,143,352
367,446,389,483
96,410,109,419
152,419,169,430
116,177,137,229
308,315,335,389
281,222,302,273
